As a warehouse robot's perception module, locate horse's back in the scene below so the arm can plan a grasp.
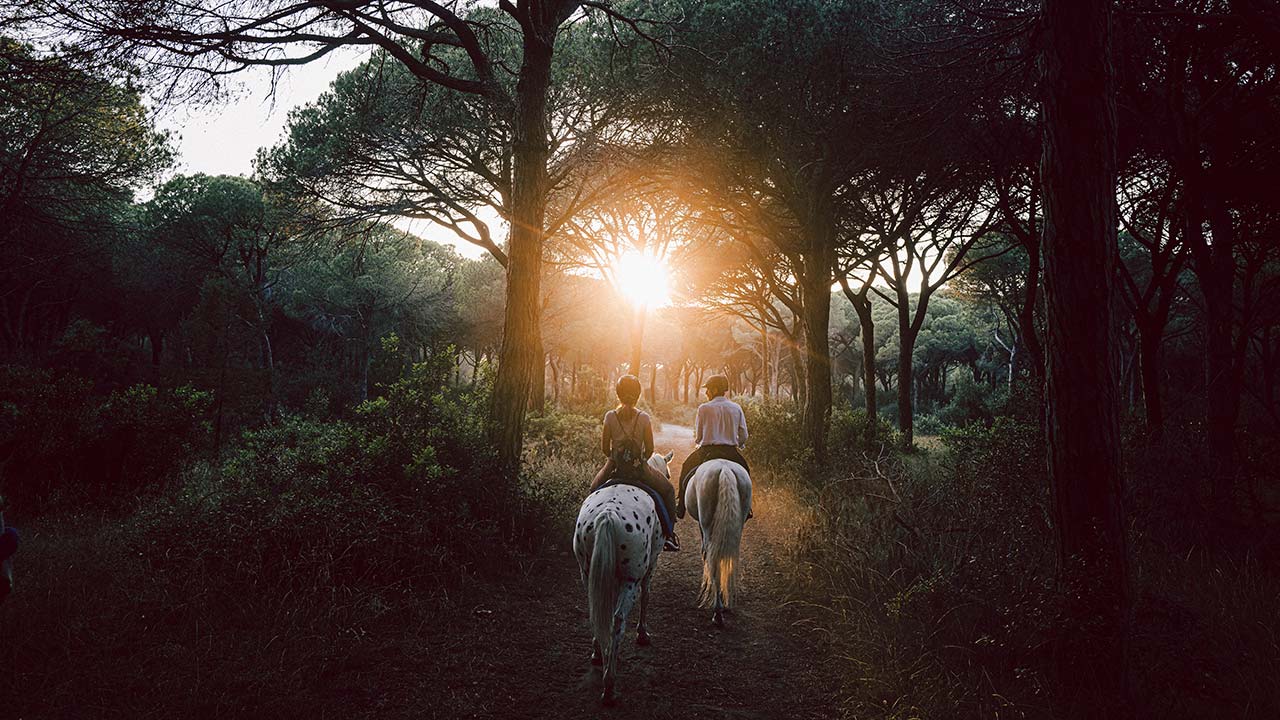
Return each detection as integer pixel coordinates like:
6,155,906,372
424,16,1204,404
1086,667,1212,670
688,459,751,521
573,484,662,580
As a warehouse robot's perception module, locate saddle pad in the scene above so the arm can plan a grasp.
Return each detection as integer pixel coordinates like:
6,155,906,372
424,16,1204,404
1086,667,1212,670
597,478,672,531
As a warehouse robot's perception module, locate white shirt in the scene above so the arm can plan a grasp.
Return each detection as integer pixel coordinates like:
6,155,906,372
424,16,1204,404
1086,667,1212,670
694,396,748,448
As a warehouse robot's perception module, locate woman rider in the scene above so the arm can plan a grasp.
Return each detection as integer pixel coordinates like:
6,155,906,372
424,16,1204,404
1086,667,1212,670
587,375,681,552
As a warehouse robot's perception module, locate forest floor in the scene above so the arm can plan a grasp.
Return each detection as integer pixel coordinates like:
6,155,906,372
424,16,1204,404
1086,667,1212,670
392,423,845,719
1,424,846,719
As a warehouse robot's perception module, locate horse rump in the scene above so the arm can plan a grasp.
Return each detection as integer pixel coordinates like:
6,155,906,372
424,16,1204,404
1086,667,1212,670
699,465,743,608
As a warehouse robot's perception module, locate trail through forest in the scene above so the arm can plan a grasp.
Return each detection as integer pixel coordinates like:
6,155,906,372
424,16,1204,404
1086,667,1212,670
408,423,843,719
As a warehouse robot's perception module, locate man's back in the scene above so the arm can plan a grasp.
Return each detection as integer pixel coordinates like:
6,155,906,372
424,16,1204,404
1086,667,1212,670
695,396,748,448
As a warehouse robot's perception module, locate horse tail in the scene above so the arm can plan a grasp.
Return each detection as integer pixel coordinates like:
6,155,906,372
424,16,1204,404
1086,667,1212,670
588,512,619,657
702,466,743,608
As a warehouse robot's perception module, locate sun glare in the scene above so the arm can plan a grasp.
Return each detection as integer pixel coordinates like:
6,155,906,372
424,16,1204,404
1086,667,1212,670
615,251,672,308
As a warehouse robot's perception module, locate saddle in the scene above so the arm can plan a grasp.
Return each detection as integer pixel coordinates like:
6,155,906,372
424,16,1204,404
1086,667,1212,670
598,477,673,533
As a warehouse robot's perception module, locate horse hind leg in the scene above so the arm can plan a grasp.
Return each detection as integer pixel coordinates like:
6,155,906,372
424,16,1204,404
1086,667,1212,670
636,574,652,646
602,580,641,705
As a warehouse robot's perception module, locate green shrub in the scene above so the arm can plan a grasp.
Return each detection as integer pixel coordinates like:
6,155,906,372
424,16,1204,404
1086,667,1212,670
937,374,1007,428
133,349,510,592
0,366,211,509
912,413,951,436
741,398,804,467
645,398,696,426
524,410,599,465
829,406,900,457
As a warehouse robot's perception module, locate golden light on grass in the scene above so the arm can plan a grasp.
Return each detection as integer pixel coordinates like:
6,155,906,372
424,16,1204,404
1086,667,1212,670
614,250,672,308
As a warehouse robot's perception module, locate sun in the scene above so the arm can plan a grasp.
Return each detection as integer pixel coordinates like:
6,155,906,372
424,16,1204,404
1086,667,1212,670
614,250,672,308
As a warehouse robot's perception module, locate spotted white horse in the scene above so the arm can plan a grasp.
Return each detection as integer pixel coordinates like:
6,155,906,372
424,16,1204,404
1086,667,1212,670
572,451,674,705
685,459,752,626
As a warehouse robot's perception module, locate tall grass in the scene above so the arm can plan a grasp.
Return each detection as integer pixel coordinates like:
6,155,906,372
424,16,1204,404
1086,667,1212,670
765,410,1280,719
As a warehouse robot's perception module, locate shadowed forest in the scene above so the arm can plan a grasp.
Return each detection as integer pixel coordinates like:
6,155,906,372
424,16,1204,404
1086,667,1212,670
0,1,1278,718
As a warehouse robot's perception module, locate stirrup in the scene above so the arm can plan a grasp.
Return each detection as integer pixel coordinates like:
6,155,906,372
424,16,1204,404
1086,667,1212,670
663,534,680,552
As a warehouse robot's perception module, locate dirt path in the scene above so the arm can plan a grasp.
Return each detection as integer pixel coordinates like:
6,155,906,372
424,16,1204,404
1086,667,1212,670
408,424,842,719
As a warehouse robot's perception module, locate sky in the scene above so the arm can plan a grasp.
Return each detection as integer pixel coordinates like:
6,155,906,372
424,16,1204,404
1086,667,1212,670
152,51,492,260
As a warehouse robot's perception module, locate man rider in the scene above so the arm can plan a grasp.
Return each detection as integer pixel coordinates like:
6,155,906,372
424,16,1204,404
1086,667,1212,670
675,374,751,519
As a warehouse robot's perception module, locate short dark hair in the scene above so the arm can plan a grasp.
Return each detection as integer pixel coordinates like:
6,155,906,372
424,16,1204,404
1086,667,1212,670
615,375,642,405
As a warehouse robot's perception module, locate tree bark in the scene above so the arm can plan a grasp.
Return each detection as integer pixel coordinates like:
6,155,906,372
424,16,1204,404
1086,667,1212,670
148,329,164,366
842,279,878,443
897,322,917,449
1203,196,1241,494
799,240,835,464
488,28,556,473
1040,0,1130,713
1019,239,1044,377
1136,318,1164,436
629,304,646,376
649,362,657,405
759,316,770,401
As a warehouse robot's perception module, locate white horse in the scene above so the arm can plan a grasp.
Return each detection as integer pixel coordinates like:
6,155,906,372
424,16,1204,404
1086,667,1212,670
685,459,752,626
572,451,674,704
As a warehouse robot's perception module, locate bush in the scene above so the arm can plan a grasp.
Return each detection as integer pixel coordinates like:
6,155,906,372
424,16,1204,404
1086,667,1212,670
937,374,1007,428
134,350,509,592
524,410,599,465
912,413,951,436
0,366,211,509
741,398,805,467
829,406,900,456
645,398,696,426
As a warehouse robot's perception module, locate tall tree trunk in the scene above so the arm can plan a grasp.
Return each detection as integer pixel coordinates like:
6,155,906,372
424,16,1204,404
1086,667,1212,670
148,329,164,366
549,356,560,404
649,362,657,405
897,328,916,448
629,304,646,376
760,317,770,401
842,279,878,443
799,241,835,464
488,30,555,473
356,321,372,404
788,333,804,406
1040,0,1130,713
1203,196,1240,495
1136,319,1164,436
1020,239,1044,377
529,347,546,412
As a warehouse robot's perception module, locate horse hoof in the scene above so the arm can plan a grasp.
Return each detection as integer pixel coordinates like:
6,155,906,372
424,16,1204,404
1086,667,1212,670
713,612,725,628
590,651,602,667
636,630,651,646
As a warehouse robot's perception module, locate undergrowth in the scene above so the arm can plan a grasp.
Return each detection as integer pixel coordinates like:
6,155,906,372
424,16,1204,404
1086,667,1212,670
768,410,1280,720
0,353,596,717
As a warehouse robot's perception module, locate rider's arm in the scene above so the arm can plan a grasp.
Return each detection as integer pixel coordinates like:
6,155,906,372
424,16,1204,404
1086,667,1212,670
601,414,612,458
643,415,655,459
736,405,749,448
693,404,705,447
